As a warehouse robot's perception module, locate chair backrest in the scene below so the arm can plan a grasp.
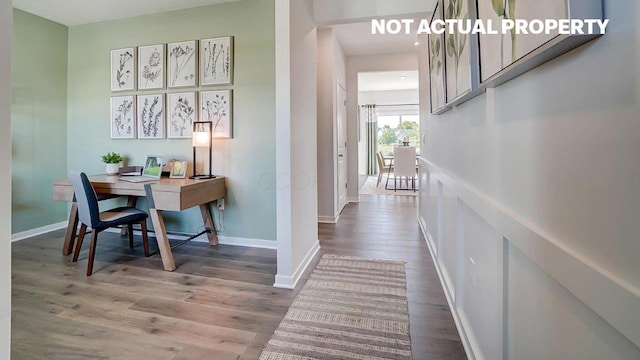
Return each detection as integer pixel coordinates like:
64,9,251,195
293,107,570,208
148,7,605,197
70,171,101,228
394,146,416,177
376,152,385,171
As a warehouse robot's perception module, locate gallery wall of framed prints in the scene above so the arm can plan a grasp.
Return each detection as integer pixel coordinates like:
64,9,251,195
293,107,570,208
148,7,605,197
427,0,605,115
109,36,234,140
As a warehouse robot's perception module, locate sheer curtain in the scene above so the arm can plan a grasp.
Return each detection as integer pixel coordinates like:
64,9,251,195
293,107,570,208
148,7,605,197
362,105,378,175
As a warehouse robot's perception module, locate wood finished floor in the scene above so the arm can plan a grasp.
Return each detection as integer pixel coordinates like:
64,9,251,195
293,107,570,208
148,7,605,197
12,195,466,359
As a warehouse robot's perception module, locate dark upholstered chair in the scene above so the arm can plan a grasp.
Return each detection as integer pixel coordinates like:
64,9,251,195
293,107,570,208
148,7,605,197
70,171,150,276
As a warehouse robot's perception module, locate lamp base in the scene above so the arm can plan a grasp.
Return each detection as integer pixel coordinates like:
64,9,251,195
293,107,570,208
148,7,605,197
189,174,217,180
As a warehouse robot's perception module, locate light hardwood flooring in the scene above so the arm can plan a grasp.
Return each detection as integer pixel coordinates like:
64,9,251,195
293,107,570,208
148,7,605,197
12,195,466,359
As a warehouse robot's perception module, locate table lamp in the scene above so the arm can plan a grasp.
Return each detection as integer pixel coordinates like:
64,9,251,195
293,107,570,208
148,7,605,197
190,121,216,179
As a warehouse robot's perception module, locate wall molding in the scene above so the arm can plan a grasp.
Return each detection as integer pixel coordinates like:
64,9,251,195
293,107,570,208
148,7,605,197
318,214,339,224
274,240,320,289
347,196,360,203
12,221,277,251
11,221,67,242
420,156,640,349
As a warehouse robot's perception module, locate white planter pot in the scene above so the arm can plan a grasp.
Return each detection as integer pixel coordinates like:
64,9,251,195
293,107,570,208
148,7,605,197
105,163,120,175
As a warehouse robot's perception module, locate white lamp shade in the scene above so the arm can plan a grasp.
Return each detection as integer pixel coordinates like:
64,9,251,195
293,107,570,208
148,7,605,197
192,131,210,147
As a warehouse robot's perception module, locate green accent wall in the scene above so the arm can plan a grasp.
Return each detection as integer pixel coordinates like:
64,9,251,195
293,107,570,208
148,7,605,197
66,1,276,240
11,9,68,233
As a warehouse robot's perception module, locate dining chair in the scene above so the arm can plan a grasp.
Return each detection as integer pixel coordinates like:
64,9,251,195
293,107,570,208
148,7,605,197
375,151,393,187
392,146,417,192
70,171,150,276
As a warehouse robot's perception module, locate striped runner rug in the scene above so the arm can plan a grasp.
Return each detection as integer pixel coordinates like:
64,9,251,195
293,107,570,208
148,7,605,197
260,254,412,360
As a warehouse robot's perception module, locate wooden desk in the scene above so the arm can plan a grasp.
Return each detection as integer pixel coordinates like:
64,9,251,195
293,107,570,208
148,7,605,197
53,175,226,271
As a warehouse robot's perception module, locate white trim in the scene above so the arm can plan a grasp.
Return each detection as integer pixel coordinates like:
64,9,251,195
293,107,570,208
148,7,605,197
11,221,68,242
418,217,476,360
347,196,360,203
273,240,320,289
104,228,276,249
420,157,640,349
318,214,339,224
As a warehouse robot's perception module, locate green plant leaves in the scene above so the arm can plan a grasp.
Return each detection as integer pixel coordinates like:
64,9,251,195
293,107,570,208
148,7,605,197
492,0,505,17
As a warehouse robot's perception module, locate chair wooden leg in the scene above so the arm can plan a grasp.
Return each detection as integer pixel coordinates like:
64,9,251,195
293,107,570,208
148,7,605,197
128,224,134,249
140,220,149,257
73,224,88,262
377,172,382,187
87,229,100,276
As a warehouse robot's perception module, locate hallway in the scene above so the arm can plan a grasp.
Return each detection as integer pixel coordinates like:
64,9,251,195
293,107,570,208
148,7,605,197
319,195,467,359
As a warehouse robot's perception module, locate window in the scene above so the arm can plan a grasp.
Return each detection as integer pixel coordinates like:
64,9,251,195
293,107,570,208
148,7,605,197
377,114,419,155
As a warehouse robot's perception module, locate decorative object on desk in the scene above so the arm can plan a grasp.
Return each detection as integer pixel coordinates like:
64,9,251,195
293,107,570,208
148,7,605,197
259,254,411,360
200,90,232,138
100,152,123,175
168,40,197,88
167,92,196,139
200,36,234,86
190,121,216,179
110,47,136,92
477,0,604,87
138,44,165,90
428,0,449,114
137,94,165,139
110,95,135,139
169,159,188,179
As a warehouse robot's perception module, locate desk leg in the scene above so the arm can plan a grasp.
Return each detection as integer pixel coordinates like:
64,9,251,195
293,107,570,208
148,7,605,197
149,208,176,271
62,203,79,255
200,204,218,246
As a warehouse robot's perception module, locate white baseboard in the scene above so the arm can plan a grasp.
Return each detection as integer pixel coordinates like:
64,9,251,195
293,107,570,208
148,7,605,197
104,227,276,249
273,240,320,289
318,214,339,224
418,217,476,360
347,196,360,203
11,221,68,242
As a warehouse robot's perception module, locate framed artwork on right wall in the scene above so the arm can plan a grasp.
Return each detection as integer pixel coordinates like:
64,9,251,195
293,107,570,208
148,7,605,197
200,36,234,86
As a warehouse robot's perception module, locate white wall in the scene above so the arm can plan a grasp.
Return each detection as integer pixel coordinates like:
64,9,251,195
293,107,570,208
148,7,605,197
418,1,640,358
313,0,434,25
347,52,418,199
359,89,419,106
0,0,11,356
275,0,319,289
317,28,346,222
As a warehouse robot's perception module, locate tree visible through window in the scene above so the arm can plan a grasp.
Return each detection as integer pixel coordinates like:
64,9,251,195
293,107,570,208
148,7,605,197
377,115,419,155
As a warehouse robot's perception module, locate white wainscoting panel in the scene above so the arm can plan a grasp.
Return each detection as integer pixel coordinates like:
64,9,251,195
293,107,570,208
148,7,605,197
417,157,640,359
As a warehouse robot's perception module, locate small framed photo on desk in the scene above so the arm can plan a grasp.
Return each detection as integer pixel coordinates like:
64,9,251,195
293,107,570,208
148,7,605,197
169,160,188,179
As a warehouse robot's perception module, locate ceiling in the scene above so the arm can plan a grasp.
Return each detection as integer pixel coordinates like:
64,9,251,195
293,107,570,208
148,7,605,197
330,15,428,56
12,0,243,26
358,71,419,92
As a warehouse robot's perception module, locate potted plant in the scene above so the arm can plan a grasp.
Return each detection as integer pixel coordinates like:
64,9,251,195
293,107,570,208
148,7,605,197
101,152,123,175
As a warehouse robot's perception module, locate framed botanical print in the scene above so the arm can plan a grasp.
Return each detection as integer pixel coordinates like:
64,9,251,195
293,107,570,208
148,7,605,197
200,90,232,138
138,44,165,90
428,1,448,114
137,94,165,139
200,36,234,86
168,40,197,88
110,95,135,139
110,47,135,92
167,92,196,139
443,0,482,106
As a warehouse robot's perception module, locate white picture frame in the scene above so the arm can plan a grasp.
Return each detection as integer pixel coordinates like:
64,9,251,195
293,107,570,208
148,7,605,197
137,94,165,139
110,95,135,139
167,92,197,139
138,44,165,90
110,47,136,92
200,36,234,86
169,159,188,179
200,89,232,139
168,40,197,88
